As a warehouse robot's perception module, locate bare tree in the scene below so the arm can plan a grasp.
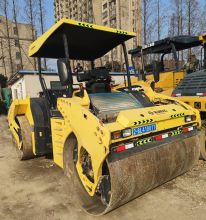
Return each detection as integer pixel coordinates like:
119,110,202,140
199,2,206,34
157,0,160,40
12,0,23,70
25,0,37,70
185,0,200,35
0,38,7,76
185,0,200,56
155,0,168,41
142,0,154,45
168,13,176,37
2,0,14,75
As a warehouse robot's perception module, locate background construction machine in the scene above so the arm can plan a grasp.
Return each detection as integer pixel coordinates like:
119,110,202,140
8,19,201,215
127,34,206,160
129,35,203,95
172,34,206,159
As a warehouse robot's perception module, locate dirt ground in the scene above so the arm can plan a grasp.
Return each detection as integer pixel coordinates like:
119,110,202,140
0,116,206,220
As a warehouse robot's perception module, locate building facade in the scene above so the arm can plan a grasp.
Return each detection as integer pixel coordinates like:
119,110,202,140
54,0,141,69
0,15,36,78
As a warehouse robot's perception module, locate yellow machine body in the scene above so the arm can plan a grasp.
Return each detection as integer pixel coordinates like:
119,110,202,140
9,82,201,196
113,69,185,97
8,19,202,215
148,70,185,90
8,98,35,153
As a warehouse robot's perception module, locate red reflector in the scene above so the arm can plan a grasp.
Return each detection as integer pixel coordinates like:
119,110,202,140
183,127,189,133
154,135,162,141
203,93,206,96
115,145,126,152
171,94,176,97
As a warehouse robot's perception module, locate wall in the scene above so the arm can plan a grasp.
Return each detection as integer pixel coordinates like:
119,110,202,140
11,75,60,100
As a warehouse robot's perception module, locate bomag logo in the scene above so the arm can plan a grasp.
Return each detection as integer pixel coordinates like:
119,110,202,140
148,109,168,115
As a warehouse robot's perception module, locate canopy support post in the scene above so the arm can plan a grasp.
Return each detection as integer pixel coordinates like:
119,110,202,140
38,58,53,107
160,53,165,71
171,43,179,70
63,33,73,97
91,61,95,69
122,42,132,90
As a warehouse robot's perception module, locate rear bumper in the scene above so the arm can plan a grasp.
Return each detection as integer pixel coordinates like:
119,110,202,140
108,129,200,162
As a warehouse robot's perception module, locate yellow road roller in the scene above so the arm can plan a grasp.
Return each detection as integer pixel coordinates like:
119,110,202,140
128,35,203,96
171,34,206,159
8,19,201,215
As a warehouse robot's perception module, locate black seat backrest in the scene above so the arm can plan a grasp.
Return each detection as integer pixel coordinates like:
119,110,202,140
91,83,109,93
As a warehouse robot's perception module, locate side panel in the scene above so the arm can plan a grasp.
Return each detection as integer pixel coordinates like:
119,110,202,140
147,70,185,91
8,97,52,155
176,96,206,113
51,117,72,168
57,97,111,196
30,98,52,155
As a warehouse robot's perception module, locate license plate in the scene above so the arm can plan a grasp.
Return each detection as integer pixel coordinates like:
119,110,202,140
133,124,156,135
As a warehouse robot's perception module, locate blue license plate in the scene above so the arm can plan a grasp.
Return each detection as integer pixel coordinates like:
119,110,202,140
133,124,156,135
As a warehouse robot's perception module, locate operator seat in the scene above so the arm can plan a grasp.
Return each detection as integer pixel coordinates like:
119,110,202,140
77,68,111,93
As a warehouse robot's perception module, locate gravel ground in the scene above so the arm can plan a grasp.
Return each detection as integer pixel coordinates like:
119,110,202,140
0,116,206,220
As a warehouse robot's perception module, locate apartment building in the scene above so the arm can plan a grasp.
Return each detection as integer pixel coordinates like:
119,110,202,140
54,0,141,69
0,15,36,78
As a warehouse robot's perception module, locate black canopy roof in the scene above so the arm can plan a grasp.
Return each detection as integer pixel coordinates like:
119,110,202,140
129,35,202,56
29,19,136,60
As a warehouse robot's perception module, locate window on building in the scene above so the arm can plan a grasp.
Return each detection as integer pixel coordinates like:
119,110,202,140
103,3,107,10
16,52,21,60
14,39,19,47
104,55,109,62
102,11,108,19
16,64,21,71
13,27,18,35
103,21,108,26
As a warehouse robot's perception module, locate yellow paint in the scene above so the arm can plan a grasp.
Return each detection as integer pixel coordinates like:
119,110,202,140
8,87,201,196
199,33,206,42
174,96,206,112
29,18,136,57
8,98,36,154
117,70,185,94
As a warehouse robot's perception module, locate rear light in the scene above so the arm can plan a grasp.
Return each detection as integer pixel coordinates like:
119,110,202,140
172,93,181,97
112,128,132,140
111,131,122,140
115,143,134,152
196,92,206,96
183,126,194,133
122,128,132,138
154,135,162,141
185,115,196,122
115,145,125,152
185,115,192,122
154,133,169,141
